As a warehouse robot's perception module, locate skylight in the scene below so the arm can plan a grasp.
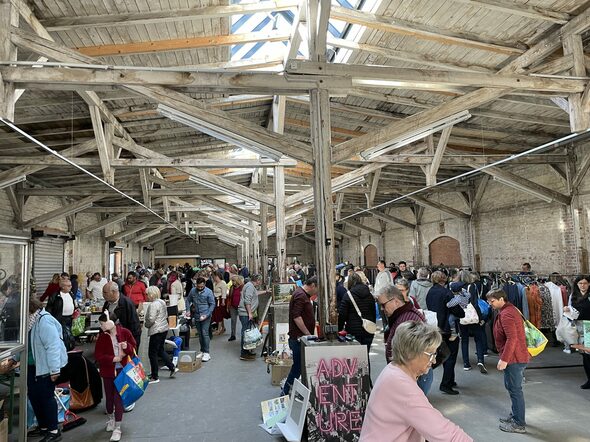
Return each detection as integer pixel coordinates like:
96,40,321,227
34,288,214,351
230,0,383,63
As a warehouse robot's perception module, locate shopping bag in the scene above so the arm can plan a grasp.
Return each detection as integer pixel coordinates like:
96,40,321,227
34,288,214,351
556,317,579,346
243,321,263,350
459,303,479,325
114,354,149,408
523,319,548,356
71,316,86,337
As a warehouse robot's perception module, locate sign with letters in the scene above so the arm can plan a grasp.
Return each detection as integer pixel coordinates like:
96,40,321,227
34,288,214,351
301,342,370,441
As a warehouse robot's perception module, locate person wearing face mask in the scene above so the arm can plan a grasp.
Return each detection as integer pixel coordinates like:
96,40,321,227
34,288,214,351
360,321,472,442
95,311,137,442
187,277,215,362
27,297,68,442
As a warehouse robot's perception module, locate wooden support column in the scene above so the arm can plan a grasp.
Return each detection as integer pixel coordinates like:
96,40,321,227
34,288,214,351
274,166,287,282
260,168,269,285
562,34,590,132
0,0,18,120
310,88,336,327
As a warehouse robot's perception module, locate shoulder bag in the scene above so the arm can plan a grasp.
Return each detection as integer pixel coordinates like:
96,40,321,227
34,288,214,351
70,358,94,410
347,290,377,334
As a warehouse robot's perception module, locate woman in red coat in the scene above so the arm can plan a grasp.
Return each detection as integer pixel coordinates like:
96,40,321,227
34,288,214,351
95,311,136,442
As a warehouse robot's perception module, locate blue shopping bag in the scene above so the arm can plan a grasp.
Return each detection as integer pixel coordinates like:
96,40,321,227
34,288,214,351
113,354,149,408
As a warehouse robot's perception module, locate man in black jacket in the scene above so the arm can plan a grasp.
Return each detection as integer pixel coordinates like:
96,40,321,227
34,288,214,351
102,282,142,346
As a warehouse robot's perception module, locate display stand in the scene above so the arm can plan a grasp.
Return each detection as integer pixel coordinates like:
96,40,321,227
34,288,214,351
301,340,371,442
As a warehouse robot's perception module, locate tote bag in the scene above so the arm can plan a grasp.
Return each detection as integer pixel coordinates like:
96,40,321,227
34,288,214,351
459,303,479,325
517,309,548,357
114,353,149,408
70,358,94,411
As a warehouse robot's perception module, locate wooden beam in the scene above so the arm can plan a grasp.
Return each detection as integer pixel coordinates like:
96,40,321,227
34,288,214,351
89,105,114,184
274,166,287,282
427,126,453,186
287,61,586,93
562,34,590,131
478,165,571,205
330,5,524,55
5,185,22,224
409,195,470,219
335,192,344,221
75,212,131,235
132,226,167,243
40,1,299,31
450,0,570,24
71,32,289,57
369,210,416,230
138,169,151,208
368,169,381,207
112,136,276,206
341,219,381,236
472,175,490,211
23,195,103,228
331,5,589,164
106,221,154,241
571,151,590,190
0,1,18,120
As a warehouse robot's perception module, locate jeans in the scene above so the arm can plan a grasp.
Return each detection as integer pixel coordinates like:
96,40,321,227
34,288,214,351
196,317,212,353
239,315,254,356
417,368,433,395
440,336,459,389
27,367,58,431
459,323,485,366
103,375,124,422
148,331,174,379
282,338,301,395
229,307,238,337
503,363,527,426
448,314,459,333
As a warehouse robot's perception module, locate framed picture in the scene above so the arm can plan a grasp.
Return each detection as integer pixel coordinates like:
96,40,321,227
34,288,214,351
273,283,297,304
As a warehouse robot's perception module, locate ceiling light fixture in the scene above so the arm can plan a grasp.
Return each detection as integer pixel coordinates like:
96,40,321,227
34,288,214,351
360,111,471,160
158,104,284,161
492,176,552,203
301,177,365,204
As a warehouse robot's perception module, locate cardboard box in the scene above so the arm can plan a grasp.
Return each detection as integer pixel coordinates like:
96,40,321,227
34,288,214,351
190,328,198,338
271,361,292,386
179,351,197,363
168,316,177,328
178,358,201,373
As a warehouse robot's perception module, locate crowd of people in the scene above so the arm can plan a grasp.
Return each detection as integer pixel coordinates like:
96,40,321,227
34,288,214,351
19,257,590,441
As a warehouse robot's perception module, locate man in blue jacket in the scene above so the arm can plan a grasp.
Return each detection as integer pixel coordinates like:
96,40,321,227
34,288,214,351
187,277,215,362
28,297,68,441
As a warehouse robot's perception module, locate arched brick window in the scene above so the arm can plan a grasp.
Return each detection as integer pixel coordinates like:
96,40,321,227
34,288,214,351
429,236,461,267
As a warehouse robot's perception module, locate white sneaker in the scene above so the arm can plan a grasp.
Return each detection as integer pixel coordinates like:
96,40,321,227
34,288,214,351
106,418,115,432
149,378,160,384
202,353,211,362
110,428,122,442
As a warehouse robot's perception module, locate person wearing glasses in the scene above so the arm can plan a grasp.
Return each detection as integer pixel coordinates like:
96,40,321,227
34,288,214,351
486,288,530,434
360,321,472,442
377,284,433,395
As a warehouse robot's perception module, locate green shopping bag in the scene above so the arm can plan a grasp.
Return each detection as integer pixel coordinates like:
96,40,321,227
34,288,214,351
517,309,548,357
71,316,86,337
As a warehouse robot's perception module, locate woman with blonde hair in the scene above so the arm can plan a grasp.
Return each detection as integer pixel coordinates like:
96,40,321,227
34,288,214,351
41,273,61,302
227,275,244,342
145,286,177,383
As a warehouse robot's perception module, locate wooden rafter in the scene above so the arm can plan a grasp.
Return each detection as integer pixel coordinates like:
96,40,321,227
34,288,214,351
408,195,470,219
75,212,131,235
23,195,104,228
450,0,570,24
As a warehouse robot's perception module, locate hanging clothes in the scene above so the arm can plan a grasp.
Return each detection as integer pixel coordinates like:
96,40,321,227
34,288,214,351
526,285,542,328
559,285,569,306
538,285,555,330
503,283,522,310
545,281,564,328
517,282,529,320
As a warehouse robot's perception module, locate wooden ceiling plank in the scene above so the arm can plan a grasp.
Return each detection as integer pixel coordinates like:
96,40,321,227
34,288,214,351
428,125,453,186
23,194,104,228
409,195,471,218
75,212,131,235
450,0,570,24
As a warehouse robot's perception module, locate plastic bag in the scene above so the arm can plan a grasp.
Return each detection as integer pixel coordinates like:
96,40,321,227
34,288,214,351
556,317,579,346
459,303,479,325
523,319,548,357
71,316,86,337
243,321,263,350
114,354,149,408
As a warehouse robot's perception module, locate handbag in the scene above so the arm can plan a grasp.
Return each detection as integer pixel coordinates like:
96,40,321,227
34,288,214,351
114,352,149,408
459,303,479,325
517,309,548,357
62,325,76,351
347,290,377,334
420,309,438,326
243,321,263,350
70,358,94,411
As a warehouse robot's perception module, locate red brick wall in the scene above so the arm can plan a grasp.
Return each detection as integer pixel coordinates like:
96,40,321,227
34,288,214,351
429,236,462,267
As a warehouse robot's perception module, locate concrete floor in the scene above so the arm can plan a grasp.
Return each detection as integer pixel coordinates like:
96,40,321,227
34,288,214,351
57,322,590,442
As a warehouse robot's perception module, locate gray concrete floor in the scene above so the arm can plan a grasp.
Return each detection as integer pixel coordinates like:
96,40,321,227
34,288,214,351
57,322,590,442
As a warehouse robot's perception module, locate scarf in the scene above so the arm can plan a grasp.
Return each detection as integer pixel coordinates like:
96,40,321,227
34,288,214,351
28,309,42,332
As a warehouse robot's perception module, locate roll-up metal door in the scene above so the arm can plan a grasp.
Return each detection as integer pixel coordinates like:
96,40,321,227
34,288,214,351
33,237,65,296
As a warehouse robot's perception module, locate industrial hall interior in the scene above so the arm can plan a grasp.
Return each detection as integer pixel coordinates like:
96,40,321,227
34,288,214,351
1,0,590,441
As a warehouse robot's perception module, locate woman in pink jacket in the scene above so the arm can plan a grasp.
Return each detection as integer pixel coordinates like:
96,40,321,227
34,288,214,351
360,321,472,442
